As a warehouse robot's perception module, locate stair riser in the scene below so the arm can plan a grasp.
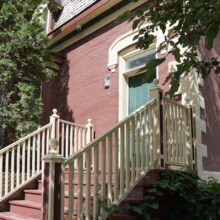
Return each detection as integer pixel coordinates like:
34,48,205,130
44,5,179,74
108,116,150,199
10,204,41,218
38,182,100,194
24,193,94,209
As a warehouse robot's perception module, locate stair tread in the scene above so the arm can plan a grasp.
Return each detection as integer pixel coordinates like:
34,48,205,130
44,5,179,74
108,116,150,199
0,212,39,220
25,189,96,199
9,200,41,209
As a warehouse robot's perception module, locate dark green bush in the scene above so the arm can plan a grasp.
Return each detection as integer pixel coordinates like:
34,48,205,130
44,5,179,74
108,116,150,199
127,170,220,220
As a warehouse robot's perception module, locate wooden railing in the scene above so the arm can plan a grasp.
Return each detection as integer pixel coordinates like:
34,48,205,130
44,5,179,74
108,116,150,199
0,109,93,203
64,98,160,219
0,123,52,201
42,81,195,220
162,96,194,167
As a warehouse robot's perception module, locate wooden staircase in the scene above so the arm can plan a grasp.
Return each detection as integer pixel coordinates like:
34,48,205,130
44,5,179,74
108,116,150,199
0,84,195,219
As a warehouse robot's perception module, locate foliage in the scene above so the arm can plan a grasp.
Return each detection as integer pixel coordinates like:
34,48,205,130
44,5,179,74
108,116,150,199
117,0,220,97
0,0,55,147
127,170,220,219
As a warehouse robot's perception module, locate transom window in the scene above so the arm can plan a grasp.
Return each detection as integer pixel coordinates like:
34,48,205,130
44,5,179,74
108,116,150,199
125,48,156,72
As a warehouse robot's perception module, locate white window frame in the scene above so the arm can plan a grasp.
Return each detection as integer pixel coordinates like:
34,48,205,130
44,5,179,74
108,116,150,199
118,43,158,121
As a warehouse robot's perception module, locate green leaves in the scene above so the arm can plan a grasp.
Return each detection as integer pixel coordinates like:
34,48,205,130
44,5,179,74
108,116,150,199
0,0,56,147
117,0,220,96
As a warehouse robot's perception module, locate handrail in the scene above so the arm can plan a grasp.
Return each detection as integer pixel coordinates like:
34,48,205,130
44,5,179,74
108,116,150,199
0,123,53,154
65,98,157,165
162,96,188,109
0,122,53,201
59,119,87,129
0,110,93,203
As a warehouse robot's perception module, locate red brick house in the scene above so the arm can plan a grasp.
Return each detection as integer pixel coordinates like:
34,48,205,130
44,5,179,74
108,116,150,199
0,0,220,219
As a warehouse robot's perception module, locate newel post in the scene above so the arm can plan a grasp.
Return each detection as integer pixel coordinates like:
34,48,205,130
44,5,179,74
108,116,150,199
41,139,65,220
150,79,164,169
50,109,60,140
86,118,94,144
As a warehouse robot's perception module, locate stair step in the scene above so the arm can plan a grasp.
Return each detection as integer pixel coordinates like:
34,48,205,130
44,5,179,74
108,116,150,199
9,200,41,218
0,212,39,220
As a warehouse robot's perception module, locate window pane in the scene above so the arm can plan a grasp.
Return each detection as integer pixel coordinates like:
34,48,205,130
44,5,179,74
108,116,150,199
125,48,156,72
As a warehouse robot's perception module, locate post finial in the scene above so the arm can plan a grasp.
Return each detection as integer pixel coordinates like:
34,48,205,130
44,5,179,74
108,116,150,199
49,138,59,153
53,109,57,115
153,79,159,87
88,118,92,123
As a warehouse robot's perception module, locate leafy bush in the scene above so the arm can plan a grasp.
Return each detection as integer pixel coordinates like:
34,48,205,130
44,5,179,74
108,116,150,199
127,170,220,220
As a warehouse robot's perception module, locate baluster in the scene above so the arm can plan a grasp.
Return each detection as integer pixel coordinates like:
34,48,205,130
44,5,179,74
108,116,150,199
187,107,193,168
170,103,174,163
131,118,135,185
101,139,106,217
182,109,187,164
0,153,2,197
27,138,31,179
61,123,64,157
11,148,15,190
179,108,184,163
125,121,130,190
83,128,86,169
74,127,77,168
37,133,40,172
93,144,99,219
108,133,113,206
42,130,45,156
78,128,81,150
140,110,145,172
66,124,69,157
150,105,154,165
68,162,74,220
114,129,119,202
145,107,150,169
167,101,171,163
162,100,167,165
82,128,86,147
120,124,125,197
46,128,50,154
70,125,73,155
5,150,9,194
32,135,36,176
136,113,140,179
174,105,178,163
177,106,181,164
16,144,21,187
77,155,83,219
85,149,91,219
22,142,26,183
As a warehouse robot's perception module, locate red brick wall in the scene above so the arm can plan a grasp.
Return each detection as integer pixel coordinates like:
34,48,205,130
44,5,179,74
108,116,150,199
53,20,171,138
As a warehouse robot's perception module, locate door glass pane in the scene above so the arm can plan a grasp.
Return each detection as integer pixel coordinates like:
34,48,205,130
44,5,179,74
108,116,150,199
129,73,155,114
125,48,156,72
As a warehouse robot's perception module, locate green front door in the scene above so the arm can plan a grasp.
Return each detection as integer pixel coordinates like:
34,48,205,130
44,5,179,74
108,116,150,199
129,73,155,114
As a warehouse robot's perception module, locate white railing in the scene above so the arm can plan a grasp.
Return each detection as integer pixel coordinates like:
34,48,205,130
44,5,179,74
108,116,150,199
42,81,195,220
64,98,160,219
59,119,88,158
162,96,194,167
0,109,94,203
0,123,52,201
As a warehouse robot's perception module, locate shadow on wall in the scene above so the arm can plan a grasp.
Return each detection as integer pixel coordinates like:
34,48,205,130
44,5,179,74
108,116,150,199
41,59,74,124
199,31,220,171
57,60,74,122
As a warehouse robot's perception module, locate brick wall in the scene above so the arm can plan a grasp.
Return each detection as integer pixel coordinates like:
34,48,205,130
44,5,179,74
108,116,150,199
53,18,171,138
